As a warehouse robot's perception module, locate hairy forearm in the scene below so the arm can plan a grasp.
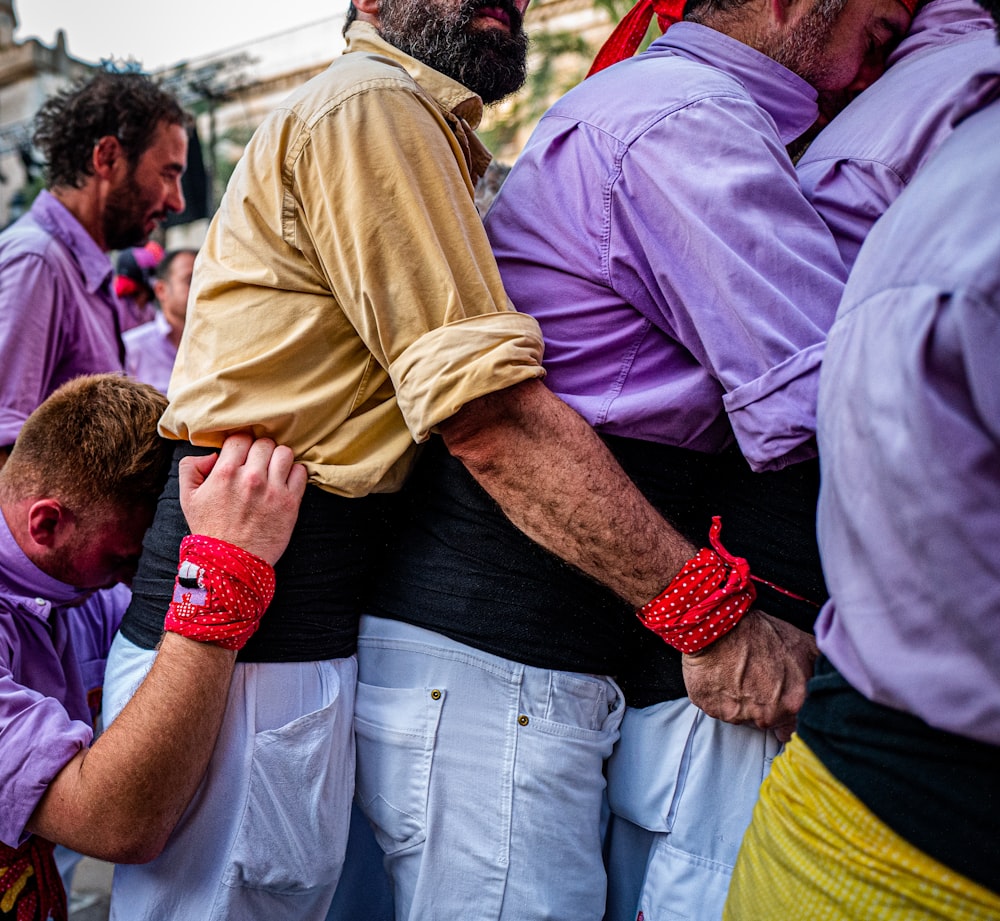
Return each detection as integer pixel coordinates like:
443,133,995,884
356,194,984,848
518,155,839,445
27,634,236,863
439,379,695,606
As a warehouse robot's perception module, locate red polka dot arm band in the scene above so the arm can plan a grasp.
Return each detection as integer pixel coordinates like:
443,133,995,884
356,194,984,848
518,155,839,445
163,535,277,651
636,517,756,655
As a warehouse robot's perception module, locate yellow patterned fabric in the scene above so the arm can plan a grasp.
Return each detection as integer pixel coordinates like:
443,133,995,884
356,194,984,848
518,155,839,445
724,735,1000,921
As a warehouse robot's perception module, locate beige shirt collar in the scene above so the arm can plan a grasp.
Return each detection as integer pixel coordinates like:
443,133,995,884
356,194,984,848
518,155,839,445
345,24,492,182
345,22,485,129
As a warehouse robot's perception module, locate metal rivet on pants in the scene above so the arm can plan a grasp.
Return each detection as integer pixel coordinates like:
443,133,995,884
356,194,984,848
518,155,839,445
518,715,529,727
431,689,442,700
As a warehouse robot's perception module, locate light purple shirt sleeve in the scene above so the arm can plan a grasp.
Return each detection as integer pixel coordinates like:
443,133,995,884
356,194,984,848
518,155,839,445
0,193,123,445
607,94,845,470
0,253,65,444
815,92,1000,746
0,605,94,846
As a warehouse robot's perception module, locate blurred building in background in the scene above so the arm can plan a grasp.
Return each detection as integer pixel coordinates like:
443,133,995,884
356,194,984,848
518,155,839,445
0,0,624,241
0,0,93,228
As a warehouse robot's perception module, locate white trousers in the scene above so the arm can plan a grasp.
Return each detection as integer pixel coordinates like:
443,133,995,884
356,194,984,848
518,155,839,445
102,634,356,921
603,699,782,921
355,615,624,921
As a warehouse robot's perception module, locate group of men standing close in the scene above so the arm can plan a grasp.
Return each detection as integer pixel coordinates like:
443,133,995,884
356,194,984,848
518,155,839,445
0,0,997,917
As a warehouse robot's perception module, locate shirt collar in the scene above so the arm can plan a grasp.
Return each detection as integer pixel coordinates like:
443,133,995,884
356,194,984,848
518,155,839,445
650,22,819,144
31,190,114,296
344,22,485,129
0,508,85,616
154,310,174,338
888,0,995,66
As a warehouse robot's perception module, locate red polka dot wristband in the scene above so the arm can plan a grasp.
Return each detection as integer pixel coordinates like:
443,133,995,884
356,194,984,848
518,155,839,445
637,517,756,655
164,535,276,651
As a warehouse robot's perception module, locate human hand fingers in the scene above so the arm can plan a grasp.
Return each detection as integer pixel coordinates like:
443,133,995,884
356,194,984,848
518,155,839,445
181,435,305,564
682,610,815,730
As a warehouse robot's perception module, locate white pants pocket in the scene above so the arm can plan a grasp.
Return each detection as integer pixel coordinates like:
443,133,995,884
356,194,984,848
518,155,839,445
354,680,444,856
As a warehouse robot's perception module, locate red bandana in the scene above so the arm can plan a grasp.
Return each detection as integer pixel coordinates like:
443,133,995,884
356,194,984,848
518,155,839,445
637,517,756,654
588,0,686,77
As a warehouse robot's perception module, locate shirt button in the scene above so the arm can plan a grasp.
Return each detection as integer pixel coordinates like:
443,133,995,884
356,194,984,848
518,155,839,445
518,715,529,727
35,598,46,606
430,689,442,701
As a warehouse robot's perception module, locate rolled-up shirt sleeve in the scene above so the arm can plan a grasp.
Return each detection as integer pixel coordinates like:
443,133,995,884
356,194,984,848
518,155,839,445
161,57,543,496
292,79,545,439
0,666,90,846
391,312,544,441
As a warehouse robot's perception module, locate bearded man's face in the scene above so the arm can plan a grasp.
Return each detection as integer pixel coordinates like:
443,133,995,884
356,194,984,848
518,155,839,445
378,0,529,104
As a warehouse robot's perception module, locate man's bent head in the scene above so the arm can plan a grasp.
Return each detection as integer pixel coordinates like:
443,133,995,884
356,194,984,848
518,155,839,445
0,375,173,590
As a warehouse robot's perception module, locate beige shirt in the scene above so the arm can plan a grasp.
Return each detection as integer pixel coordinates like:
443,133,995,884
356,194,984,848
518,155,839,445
161,24,544,497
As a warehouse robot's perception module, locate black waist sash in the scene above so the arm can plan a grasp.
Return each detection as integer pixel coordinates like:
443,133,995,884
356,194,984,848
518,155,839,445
799,657,1000,895
119,443,400,662
372,434,826,705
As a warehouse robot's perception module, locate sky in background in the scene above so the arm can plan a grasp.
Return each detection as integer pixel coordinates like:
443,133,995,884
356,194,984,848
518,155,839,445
15,1,347,70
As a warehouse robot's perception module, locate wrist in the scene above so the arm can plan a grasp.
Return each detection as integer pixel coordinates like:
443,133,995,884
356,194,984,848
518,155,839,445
637,517,755,654
163,535,276,651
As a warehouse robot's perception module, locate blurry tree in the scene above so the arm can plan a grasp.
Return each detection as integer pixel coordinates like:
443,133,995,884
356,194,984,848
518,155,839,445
480,0,660,156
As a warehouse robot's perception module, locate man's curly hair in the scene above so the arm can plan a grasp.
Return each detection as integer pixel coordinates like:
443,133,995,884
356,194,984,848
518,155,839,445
33,71,187,190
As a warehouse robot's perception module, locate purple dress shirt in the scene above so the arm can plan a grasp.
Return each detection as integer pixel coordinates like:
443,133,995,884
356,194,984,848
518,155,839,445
116,295,157,334
798,0,999,269
485,23,847,471
814,69,1000,746
0,513,128,846
124,312,178,396
0,191,124,446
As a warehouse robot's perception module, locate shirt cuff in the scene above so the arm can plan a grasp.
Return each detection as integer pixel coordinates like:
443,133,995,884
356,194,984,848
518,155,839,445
0,696,90,846
391,311,545,441
722,341,824,471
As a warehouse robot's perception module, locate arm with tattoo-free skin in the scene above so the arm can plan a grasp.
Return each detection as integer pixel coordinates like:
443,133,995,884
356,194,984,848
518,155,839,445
25,435,307,863
439,378,818,736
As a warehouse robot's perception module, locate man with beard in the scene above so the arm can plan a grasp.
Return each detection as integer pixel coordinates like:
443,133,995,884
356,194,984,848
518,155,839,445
0,72,187,468
101,2,770,919
0,375,305,921
353,0,913,917
797,0,1000,271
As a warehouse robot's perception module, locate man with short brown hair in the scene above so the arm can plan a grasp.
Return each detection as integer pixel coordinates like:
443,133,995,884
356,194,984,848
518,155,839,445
0,375,305,920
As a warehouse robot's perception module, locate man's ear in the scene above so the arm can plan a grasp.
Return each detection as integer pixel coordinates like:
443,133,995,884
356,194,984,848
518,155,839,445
353,0,381,22
93,135,124,181
26,498,74,549
770,0,796,27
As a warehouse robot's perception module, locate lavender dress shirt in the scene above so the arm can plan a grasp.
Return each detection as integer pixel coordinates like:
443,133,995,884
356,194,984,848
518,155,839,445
814,70,1000,746
0,191,123,445
124,312,178,396
0,513,128,846
485,23,847,472
798,0,999,269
